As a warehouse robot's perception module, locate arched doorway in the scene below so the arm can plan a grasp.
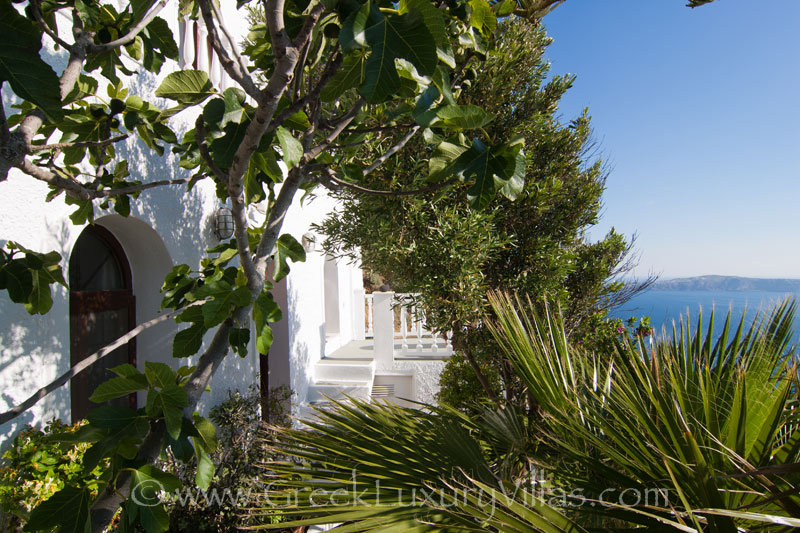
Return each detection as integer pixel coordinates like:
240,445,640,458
69,225,136,422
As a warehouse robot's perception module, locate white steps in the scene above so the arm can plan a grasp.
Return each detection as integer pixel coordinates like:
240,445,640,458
314,359,375,382
306,357,375,404
306,380,372,403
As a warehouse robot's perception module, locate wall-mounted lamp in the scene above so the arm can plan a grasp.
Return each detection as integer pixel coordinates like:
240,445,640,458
213,207,235,240
301,232,317,253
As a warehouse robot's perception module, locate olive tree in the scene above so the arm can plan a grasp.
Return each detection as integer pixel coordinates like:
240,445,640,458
320,18,652,410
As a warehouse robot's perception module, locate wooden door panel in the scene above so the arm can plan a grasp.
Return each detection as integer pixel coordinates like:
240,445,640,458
69,226,136,423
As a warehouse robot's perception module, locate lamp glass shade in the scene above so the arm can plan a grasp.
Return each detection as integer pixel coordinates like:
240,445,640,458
214,207,235,240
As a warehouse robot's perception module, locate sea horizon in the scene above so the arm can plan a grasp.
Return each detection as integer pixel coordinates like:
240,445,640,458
610,287,800,344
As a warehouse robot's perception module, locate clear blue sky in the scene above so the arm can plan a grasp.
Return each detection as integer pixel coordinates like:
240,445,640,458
542,0,800,279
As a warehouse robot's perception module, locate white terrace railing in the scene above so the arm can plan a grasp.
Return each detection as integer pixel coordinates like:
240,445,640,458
365,293,374,338
365,292,453,367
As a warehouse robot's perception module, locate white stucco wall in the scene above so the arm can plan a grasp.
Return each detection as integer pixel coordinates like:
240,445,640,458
0,175,76,442
246,189,367,409
277,192,355,408
390,361,446,406
0,155,265,446
335,256,364,347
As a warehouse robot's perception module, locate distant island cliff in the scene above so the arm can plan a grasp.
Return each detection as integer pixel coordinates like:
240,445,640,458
653,275,800,292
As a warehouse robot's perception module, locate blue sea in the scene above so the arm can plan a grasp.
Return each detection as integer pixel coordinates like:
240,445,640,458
609,290,800,344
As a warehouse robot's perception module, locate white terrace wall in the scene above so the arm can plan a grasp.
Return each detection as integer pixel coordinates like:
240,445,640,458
270,193,364,409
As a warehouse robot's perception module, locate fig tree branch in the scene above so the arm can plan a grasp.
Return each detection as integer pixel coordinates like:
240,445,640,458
255,169,305,276
21,159,196,198
17,16,90,145
288,3,326,100
29,134,129,152
197,0,261,101
99,177,195,196
225,0,305,290
90,312,236,532
292,41,310,101
320,170,457,197
293,2,325,50
20,160,93,200
30,0,74,52
252,105,321,271
86,0,170,53
343,124,413,134
0,92,8,145
304,98,365,160
0,302,203,426
363,125,420,176
90,420,165,532
195,116,228,183
267,50,342,135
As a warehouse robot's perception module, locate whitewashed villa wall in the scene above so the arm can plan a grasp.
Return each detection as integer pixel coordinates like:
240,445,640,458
0,1,368,446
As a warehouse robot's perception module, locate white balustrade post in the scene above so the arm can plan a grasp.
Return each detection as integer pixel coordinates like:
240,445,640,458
179,18,194,69
400,304,409,354
372,292,395,370
197,23,209,73
414,306,424,352
365,295,374,338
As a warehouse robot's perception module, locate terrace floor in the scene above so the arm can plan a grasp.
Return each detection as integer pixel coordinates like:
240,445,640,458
323,339,450,363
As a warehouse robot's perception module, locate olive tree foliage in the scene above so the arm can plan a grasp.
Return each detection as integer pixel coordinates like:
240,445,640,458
0,0,571,530
320,19,652,409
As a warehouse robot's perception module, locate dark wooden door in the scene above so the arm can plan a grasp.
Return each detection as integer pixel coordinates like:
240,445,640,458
69,225,136,422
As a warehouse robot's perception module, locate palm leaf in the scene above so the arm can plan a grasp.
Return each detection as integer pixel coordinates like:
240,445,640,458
487,292,800,528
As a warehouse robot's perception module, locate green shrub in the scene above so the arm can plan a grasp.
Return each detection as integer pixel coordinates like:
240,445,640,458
162,385,292,532
0,419,109,531
437,314,653,413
